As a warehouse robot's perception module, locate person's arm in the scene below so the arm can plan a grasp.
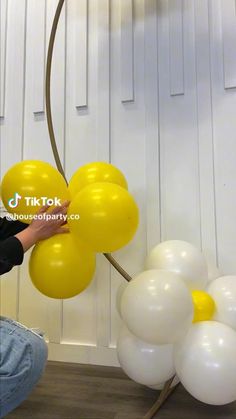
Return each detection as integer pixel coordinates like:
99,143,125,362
0,217,28,240
0,201,70,275
0,236,26,275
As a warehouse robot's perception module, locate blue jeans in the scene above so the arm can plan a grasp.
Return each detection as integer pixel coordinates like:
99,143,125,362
0,316,48,418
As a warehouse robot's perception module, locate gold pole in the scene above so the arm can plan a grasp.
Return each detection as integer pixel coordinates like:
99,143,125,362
45,0,67,182
143,377,179,419
45,0,132,283
104,253,132,282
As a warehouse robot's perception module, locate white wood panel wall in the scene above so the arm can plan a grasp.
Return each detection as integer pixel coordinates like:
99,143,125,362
1,0,236,367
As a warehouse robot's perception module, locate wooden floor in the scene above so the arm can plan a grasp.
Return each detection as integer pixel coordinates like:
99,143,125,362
6,361,236,419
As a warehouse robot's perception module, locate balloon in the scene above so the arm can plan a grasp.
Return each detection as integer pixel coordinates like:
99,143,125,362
145,240,208,290
1,160,69,223
120,270,193,345
148,376,180,391
68,182,139,253
208,276,236,331
191,290,215,323
29,234,96,299
69,161,128,198
117,326,176,386
116,282,128,317
174,321,236,405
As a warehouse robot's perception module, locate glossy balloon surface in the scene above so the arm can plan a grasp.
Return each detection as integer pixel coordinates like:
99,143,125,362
208,276,236,331
69,161,128,197
29,234,96,299
120,269,193,345
174,322,236,405
145,240,208,290
117,326,175,386
68,182,139,253
1,160,69,223
191,290,215,323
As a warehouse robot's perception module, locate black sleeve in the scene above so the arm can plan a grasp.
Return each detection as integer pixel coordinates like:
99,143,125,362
0,236,24,275
0,217,28,275
0,217,28,240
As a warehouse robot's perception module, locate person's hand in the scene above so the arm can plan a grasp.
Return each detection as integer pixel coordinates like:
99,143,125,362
15,201,70,252
28,200,70,241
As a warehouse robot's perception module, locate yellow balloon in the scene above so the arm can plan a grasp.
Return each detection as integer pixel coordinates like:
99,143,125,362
68,182,139,253
69,162,128,198
29,234,96,299
1,160,70,223
191,290,216,323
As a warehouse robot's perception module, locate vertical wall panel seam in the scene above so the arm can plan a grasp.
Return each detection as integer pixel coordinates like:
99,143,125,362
105,0,112,347
17,0,28,321
0,0,8,119
208,0,219,265
121,0,134,103
157,43,162,242
157,8,163,242
144,0,161,250
144,1,148,254
108,1,111,164
96,0,111,348
32,0,46,114
61,0,68,342
6,0,8,116
43,0,47,110
108,1,112,346
221,0,236,89
157,2,163,242
220,0,225,89
168,0,185,96
193,1,203,251
75,0,88,109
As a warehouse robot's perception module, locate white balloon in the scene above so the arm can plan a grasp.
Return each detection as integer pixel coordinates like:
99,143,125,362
117,326,175,386
174,321,236,405
207,276,236,331
145,240,208,290
116,282,128,317
120,270,193,345
148,376,180,390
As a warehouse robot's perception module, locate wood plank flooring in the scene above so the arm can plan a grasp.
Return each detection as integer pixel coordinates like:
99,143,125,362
6,361,236,419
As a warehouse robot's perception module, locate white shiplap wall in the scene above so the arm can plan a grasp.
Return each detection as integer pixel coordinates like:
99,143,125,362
1,0,236,366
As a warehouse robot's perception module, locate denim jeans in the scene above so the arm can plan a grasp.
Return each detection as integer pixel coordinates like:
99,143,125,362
0,316,48,418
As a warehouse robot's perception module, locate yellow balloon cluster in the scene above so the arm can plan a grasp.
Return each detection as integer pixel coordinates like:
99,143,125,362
1,160,139,299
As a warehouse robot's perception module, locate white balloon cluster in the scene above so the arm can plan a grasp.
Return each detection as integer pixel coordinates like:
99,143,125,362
116,240,236,406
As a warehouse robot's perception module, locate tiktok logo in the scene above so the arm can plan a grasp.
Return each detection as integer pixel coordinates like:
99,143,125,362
8,192,22,208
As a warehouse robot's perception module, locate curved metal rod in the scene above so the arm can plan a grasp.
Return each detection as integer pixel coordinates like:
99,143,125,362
45,0,132,283
45,0,67,182
45,1,177,417
104,253,132,282
143,377,179,419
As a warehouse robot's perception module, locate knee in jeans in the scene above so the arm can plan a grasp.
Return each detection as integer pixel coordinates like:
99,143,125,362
38,337,48,363
0,330,48,419
29,334,48,380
